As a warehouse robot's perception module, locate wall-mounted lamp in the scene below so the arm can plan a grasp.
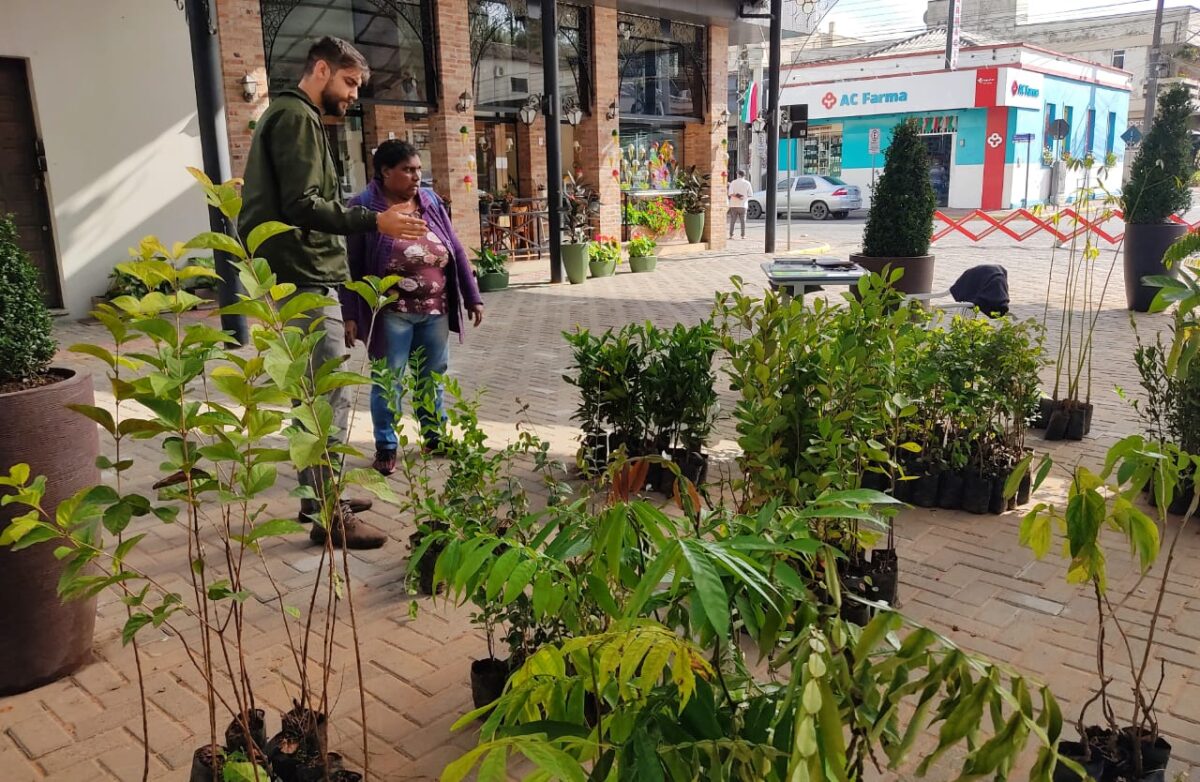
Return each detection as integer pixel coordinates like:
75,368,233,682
478,134,490,152
518,94,542,126
241,73,259,102
606,101,618,121
563,97,584,127
617,20,634,40
456,91,473,113
401,72,418,94
716,108,730,127
751,115,765,134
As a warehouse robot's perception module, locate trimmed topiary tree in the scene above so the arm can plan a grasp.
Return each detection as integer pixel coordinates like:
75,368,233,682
0,214,56,387
862,119,936,258
1123,83,1194,225
852,119,938,293
1122,85,1198,310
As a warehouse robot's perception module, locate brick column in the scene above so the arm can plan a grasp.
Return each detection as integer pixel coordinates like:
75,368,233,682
429,0,482,252
574,5,621,238
363,104,408,156
516,118,548,198
215,0,270,178
682,24,729,249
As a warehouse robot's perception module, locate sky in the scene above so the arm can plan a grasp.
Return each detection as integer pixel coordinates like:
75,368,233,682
819,0,1195,41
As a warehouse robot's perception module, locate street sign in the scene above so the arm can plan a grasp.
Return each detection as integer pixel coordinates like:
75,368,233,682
787,104,808,139
1048,118,1069,140
1014,132,1034,142
1120,125,1143,146
868,127,881,155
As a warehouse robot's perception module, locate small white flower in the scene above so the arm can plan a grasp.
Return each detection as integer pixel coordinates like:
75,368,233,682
404,244,426,258
426,231,442,244
399,277,420,291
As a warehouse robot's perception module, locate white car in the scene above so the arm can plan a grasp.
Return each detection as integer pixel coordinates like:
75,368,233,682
746,175,863,221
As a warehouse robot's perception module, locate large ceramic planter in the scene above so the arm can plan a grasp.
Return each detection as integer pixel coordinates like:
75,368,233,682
589,260,616,278
0,368,99,695
561,243,588,284
849,253,935,295
1124,222,1188,312
683,212,705,244
476,271,509,292
629,255,657,273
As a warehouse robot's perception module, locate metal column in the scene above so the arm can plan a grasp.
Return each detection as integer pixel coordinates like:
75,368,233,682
763,0,783,254
538,0,564,283
184,0,247,343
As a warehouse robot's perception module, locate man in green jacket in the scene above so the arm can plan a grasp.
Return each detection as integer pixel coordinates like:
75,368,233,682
241,36,424,550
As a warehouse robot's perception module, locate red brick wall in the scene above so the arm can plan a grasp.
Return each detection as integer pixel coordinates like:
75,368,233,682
576,5,622,239
429,0,482,253
363,104,408,161
215,0,269,179
682,23,730,249
516,118,548,199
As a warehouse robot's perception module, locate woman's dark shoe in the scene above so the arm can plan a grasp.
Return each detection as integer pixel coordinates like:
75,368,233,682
373,449,398,476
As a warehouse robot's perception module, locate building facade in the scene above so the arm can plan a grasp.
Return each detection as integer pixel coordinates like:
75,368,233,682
2,0,735,320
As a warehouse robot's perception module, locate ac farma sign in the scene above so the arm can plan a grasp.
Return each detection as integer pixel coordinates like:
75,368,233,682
784,70,977,119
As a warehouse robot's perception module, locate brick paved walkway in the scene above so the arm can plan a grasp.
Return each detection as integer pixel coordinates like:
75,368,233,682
4,229,1200,781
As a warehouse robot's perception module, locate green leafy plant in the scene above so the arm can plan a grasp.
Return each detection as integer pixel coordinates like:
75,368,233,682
471,246,509,275
627,236,656,258
587,235,621,265
861,120,936,258
674,166,710,215
1123,84,1195,225
0,214,56,387
0,170,400,781
562,174,600,245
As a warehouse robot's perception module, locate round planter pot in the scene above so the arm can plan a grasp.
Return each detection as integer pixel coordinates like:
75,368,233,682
683,211,706,244
629,255,657,273
476,270,509,292
1052,740,1106,782
0,368,99,696
1124,222,1188,312
561,243,589,284
470,657,511,710
849,253,936,295
589,260,616,278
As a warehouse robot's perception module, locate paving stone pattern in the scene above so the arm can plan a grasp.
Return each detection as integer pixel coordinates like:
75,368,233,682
4,227,1200,781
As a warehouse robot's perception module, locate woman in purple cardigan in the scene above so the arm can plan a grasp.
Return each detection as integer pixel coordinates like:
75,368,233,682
341,140,484,475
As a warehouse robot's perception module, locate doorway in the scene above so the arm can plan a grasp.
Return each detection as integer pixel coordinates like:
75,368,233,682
0,57,61,307
921,133,953,208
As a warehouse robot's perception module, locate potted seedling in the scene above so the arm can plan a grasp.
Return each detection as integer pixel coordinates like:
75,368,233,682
627,235,657,273
472,247,510,292
588,235,621,278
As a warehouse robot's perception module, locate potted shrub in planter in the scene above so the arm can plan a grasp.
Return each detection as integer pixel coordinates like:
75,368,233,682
561,175,599,284
627,235,657,273
1122,84,1195,312
588,235,621,278
472,247,510,292
0,214,99,696
676,166,710,244
850,120,937,294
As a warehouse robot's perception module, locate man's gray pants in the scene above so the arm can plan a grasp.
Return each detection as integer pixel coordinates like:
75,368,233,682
728,207,747,238
282,285,354,515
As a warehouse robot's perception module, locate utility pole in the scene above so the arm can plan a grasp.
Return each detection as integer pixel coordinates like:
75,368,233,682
764,0,783,254
1143,0,1167,135
944,0,961,70
536,0,563,283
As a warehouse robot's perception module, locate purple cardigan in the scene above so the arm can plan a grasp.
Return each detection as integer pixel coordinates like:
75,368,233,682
340,181,482,359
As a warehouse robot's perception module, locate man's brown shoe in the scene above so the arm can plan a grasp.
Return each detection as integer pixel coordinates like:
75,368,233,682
309,504,387,550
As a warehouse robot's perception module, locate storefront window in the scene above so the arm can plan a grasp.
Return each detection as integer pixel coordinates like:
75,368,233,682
617,14,706,120
261,0,435,105
469,0,588,115
800,126,842,177
618,124,684,191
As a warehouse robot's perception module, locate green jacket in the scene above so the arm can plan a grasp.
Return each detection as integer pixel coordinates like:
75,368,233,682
239,88,377,286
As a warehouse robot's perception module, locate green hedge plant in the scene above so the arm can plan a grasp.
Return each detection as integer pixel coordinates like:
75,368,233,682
1123,84,1195,225
861,120,936,258
0,214,56,387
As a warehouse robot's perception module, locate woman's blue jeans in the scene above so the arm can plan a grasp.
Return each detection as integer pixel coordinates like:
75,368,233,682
369,311,449,452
